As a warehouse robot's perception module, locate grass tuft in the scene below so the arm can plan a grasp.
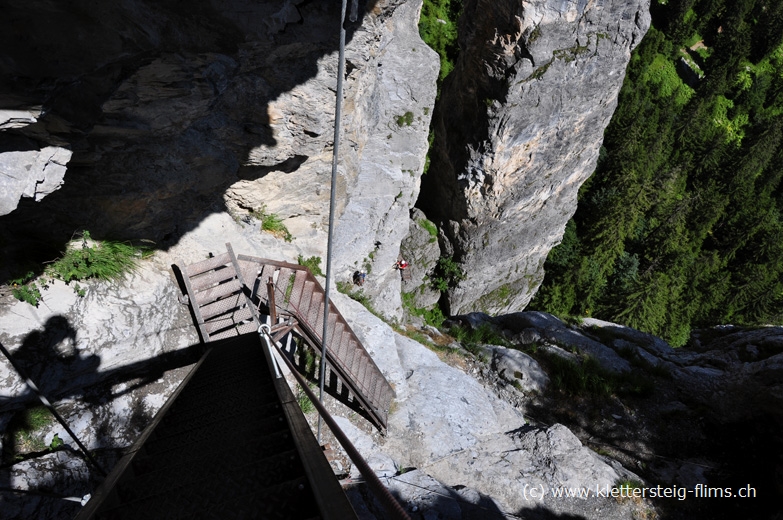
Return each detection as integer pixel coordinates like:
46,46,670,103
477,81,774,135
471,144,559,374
296,388,315,414
49,231,143,283
395,111,415,127
297,255,324,277
252,205,293,242
6,231,150,306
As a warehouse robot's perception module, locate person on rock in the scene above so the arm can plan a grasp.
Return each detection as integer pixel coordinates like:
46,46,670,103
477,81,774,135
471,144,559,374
394,259,409,270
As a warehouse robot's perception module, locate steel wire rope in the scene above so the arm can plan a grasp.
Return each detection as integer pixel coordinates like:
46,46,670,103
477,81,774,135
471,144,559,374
319,0,350,444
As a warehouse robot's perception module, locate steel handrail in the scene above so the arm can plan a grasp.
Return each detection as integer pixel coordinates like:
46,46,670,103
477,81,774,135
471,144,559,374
264,270,390,399
258,328,410,520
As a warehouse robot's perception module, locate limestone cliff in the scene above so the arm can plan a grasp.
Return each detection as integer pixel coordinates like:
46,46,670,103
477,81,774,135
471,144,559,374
418,0,651,315
0,1,437,322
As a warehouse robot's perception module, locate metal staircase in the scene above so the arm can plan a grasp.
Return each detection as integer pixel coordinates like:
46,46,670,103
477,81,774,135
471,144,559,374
75,334,357,520
178,244,258,342
176,245,394,432
237,254,395,432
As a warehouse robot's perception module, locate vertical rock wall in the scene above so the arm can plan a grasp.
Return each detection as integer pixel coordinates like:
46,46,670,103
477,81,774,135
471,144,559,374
419,0,650,315
0,1,438,319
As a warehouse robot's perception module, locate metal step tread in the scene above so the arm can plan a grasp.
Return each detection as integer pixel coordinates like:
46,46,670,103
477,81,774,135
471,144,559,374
185,253,231,277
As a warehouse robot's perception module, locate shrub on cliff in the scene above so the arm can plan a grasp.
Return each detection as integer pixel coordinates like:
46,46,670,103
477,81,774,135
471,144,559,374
418,0,462,81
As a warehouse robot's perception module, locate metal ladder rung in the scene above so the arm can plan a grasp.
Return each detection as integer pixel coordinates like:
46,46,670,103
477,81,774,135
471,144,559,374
199,294,245,321
190,267,237,292
204,307,254,334
194,279,242,305
185,253,231,277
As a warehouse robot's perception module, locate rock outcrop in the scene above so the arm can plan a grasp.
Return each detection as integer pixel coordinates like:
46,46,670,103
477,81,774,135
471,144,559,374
418,0,651,315
0,222,646,519
0,1,437,322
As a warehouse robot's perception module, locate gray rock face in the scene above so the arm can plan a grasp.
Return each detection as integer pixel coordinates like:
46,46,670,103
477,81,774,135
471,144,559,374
419,0,651,315
459,311,633,373
0,2,437,320
0,146,71,215
334,294,642,518
490,345,549,393
399,208,442,313
579,318,783,424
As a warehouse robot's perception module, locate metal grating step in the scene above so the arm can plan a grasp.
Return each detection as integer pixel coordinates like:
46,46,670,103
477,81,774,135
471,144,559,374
203,306,254,334
199,293,245,321
233,253,396,431
193,278,242,305
185,253,231,277
189,266,237,292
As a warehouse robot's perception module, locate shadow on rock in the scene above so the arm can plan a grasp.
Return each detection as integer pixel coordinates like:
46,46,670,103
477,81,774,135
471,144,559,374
0,0,378,280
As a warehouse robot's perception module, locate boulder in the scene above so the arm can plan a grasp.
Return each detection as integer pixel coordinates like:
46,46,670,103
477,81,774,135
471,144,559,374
0,146,71,216
493,312,632,373
491,346,549,394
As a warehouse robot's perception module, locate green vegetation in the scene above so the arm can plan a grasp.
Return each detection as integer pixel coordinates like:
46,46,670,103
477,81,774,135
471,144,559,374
8,231,150,306
49,231,146,283
530,0,783,345
401,291,446,327
252,205,292,242
475,283,513,312
297,255,323,276
49,433,64,449
418,0,463,82
395,111,415,127
536,351,655,398
296,388,315,414
12,406,55,454
449,323,508,347
418,218,438,242
336,281,383,319
11,272,42,306
284,272,296,303
431,256,465,292
615,479,645,492
419,1,463,178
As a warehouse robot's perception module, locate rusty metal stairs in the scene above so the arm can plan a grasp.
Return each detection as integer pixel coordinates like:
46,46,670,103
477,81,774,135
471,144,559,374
176,245,394,432
237,253,395,432
177,243,258,343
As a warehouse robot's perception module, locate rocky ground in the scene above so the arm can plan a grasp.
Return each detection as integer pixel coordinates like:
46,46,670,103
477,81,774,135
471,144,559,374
0,213,659,520
1,209,781,520
443,312,783,520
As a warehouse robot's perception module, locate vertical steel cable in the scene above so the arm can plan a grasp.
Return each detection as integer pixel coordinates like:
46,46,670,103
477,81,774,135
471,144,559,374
319,0,349,443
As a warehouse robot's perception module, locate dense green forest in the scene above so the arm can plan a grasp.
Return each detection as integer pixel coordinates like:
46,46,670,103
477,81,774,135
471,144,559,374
530,0,783,345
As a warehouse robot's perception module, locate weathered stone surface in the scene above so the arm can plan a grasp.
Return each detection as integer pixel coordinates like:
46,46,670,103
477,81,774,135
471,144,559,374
419,0,651,315
0,146,71,215
0,1,437,320
490,345,549,393
0,108,41,130
332,293,643,518
329,0,439,320
0,450,93,520
400,208,442,313
424,423,641,516
577,317,783,424
456,311,633,373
